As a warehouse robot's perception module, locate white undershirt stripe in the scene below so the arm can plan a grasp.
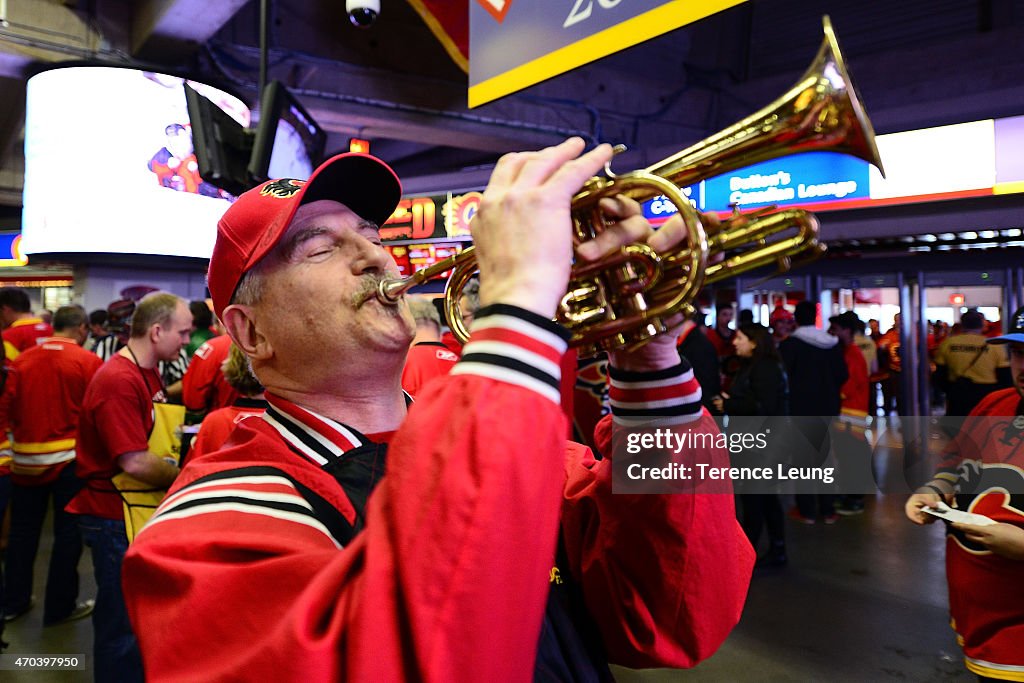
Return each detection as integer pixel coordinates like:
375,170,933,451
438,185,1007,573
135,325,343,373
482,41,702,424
611,394,703,410
141,502,342,548
461,339,561,377
451,362,562,404
610,371,694,390
160,488,314,516
262,413,330,465
470,315,568,353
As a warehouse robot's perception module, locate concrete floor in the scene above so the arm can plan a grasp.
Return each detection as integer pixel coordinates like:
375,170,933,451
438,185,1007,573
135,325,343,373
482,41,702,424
0,420,975,682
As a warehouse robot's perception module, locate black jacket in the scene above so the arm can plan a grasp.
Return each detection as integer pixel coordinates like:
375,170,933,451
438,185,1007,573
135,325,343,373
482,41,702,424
677,327,722,415
724,358,788,417
779,327,848,417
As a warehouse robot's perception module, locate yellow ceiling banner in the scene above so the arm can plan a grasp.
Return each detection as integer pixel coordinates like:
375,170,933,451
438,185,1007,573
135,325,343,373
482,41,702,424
469,0,749,107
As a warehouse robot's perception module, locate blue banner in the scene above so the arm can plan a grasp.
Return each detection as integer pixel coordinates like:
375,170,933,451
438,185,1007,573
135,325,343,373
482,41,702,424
642,151,872,219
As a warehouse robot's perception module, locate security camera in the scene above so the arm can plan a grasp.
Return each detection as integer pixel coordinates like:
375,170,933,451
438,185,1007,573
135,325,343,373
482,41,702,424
346,0,379,28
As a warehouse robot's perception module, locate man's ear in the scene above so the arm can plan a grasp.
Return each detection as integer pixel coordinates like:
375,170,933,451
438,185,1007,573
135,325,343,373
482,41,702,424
222,304,273,361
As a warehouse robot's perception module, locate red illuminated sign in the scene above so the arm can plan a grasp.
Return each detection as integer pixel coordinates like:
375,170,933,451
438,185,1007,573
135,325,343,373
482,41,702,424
381,197,440,240
385,242,463,279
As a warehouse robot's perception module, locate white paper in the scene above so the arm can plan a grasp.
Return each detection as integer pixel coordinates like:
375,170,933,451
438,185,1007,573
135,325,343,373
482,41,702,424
922,501,996,526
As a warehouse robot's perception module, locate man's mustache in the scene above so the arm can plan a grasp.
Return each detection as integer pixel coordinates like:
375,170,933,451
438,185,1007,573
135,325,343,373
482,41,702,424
353,274,387,308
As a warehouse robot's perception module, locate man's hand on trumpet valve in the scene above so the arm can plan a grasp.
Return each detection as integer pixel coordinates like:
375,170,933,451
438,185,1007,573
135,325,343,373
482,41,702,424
471,137,613,319
575,195,718,372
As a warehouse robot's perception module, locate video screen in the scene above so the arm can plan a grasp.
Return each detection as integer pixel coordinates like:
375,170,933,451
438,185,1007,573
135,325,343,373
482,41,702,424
249,81,326,183
22,66,250,259
267,102,320,180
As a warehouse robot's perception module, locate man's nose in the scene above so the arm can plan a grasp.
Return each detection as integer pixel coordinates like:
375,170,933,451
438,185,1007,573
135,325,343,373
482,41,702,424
352,241,390,275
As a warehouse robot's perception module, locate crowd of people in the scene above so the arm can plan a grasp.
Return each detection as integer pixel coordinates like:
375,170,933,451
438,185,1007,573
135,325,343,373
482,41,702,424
0,140,1018,681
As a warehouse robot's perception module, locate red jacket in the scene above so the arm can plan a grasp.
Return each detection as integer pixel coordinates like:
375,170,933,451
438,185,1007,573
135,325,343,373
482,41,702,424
182,335,239,413
840,341,869,416
123,308,752,681
188,401,267,460
400,341,458,396
0,338,102,485
0,316,54,475
2,317,53,361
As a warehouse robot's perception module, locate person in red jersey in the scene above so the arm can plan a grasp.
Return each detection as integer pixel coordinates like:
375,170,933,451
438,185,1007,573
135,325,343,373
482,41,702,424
906,305,1024,682
0,305,101,625
122,142,753,682
0,287,53,362
181,333,239,420
188,343,267,460
401,295,458,397
70,292,189,683
0,286,53,630
828,311,870,516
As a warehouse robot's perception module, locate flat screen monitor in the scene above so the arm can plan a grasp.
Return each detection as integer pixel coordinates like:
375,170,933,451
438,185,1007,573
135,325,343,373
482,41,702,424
185,84,255,197
21,65,250,260
247,80,327,182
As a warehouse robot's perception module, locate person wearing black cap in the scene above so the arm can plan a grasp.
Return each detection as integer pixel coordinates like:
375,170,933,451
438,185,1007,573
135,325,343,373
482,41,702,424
906,305,1024,681
93,299,136,362
933,308,1010,423
121,141,753,681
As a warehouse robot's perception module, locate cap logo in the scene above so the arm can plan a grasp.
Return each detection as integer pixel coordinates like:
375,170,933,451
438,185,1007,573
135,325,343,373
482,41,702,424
260,179,305,199
1015,310,1024,332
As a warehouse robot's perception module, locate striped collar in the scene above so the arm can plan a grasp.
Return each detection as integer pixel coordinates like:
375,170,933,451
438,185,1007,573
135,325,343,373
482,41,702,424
40,336,78,345
261,392,411,466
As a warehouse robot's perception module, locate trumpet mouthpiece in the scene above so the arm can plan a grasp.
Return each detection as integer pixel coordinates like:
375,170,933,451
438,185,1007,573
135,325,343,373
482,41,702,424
376,278,405,305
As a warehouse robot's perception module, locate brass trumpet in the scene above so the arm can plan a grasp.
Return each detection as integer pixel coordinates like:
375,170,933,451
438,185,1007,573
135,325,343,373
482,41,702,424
378,16,884,356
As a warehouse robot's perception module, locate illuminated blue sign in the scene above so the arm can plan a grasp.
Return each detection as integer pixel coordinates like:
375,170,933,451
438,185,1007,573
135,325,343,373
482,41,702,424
642,151,872,219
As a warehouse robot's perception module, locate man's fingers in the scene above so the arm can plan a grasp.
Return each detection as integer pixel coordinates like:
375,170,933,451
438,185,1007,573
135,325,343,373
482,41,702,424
545,142,614,197
576,215,653,261
485,150,532,194
513,137,590,188
598,195,643,219
649,211,704,253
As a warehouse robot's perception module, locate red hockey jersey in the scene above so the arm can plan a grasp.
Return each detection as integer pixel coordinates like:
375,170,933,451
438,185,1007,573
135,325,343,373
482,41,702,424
123,308,753,681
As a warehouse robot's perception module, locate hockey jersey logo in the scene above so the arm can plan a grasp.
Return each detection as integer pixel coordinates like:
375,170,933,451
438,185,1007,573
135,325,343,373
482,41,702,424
260,179,304,199
950,463,1024,553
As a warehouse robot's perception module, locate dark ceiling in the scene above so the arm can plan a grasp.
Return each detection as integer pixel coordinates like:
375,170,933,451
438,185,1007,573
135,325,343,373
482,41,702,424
1,0,1023,201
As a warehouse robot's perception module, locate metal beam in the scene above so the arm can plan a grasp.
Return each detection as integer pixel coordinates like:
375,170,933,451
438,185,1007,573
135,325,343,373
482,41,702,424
306,101,571,155
0,0,107,77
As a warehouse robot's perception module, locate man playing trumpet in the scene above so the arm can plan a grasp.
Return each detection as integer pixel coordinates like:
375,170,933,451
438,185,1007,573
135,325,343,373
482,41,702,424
122,138,753,680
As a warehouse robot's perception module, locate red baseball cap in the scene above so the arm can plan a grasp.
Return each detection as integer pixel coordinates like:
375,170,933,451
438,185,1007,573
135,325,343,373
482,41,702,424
769,305,794,324
207,153,401,319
